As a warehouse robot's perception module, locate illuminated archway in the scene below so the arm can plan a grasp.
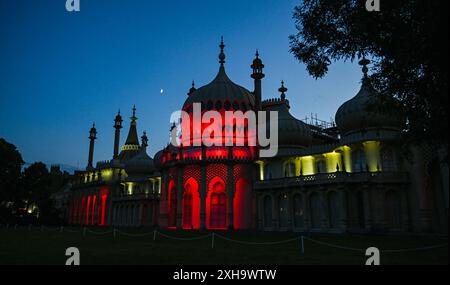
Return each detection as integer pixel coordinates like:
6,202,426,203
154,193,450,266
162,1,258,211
167,180,177,228
234,178,252,229
206,177,227,229
182,178,200,230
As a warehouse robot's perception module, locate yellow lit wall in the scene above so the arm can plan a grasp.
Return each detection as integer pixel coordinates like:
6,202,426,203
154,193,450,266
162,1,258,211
294,158,301,176
339,146,352,173
127,182,134,195
101,169,113,181
301,156,316,175
324,152,343,173
255,160,265,181
363,141,381,172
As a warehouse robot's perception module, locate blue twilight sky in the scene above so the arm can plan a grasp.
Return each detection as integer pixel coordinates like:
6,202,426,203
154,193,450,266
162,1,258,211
0,0,362,170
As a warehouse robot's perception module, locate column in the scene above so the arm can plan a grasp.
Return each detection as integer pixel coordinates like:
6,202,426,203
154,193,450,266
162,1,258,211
226,163,234,230
200,164,207,230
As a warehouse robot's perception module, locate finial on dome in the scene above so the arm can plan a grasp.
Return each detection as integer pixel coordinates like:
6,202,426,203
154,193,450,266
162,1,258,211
219,36,226,66
359,56,370,80
188,80,196,96
132,105,136,117
278,80,288,100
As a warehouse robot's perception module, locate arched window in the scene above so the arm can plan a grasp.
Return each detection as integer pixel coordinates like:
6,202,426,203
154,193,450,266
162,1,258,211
385,190,402,230
310,193,322,229
263,196,272,228
327,191,340,229
352,149,367,172
209,182,227,229
279,194,289,228
293,194,304,228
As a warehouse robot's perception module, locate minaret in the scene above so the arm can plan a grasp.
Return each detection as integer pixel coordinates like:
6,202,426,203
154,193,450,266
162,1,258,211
113,110,123,159
141,131,148,150
278,80,290,108
87,123,97,170
251,49,265,112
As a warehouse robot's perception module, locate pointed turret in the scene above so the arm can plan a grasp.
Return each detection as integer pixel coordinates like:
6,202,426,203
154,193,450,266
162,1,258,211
251,49,265,111
87,122,97,170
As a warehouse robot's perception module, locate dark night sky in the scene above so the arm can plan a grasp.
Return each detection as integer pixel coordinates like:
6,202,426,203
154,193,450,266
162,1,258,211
0,0,362,170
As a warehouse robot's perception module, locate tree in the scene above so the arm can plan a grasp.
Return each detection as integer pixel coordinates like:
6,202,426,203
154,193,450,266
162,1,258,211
0,138,24,203
289,0,449,145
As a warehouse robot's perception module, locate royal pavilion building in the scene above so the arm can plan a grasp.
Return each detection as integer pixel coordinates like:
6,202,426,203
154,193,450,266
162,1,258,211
65,40,449,234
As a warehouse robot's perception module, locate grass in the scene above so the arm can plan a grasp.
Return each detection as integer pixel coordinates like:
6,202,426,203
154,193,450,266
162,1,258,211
0,226,447,265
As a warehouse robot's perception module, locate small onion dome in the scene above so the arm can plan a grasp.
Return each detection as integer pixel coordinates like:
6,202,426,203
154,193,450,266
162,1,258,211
335,59,404,136
124,148,155,175
262,82,312,148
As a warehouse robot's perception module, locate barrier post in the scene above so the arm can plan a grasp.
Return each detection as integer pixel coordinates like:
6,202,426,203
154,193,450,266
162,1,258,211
301,236,305,254
211,233,215,249
83,227,86,237
113,228,116,239
60,226,64,233
153,230,157,241
14,224,17,230
6,224,9,229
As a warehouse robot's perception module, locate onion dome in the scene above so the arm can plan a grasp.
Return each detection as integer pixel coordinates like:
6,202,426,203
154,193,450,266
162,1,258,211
262,81,312,148
335,58,404,136
124,148,155,175
182,38,255,113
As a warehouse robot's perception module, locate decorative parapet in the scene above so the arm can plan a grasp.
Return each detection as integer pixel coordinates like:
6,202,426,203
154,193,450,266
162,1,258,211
253,171,409,190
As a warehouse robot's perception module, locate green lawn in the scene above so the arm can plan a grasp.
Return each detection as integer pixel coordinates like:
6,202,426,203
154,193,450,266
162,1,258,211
0,226,447,265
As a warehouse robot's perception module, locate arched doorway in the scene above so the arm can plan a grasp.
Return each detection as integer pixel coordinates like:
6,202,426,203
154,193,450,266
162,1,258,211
327,191,340,229
278,194,289,228
182,178,200,230
207,177,227,230
263,195,272,228
385,190,402,230
310,193,322,229
293,194,304,229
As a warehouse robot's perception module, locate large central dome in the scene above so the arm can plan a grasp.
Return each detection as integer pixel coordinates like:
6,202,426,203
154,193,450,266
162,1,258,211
182,39,255,113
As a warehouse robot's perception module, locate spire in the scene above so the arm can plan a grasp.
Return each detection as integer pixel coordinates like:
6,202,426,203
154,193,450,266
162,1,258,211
187,80,196,96
278,80,288,100
141,131,148,149
219,36,226,66
124,105,140,146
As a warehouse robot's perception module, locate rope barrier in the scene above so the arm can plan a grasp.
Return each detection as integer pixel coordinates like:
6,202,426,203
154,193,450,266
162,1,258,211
116,230,155,237
85,228,114,235
2,225,447,253
303,236,449,253
214,233,300,245
156,231,212,241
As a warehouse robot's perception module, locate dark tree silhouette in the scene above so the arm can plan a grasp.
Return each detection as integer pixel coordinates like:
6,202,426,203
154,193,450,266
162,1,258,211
0,138,24,203
289,0,448,145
